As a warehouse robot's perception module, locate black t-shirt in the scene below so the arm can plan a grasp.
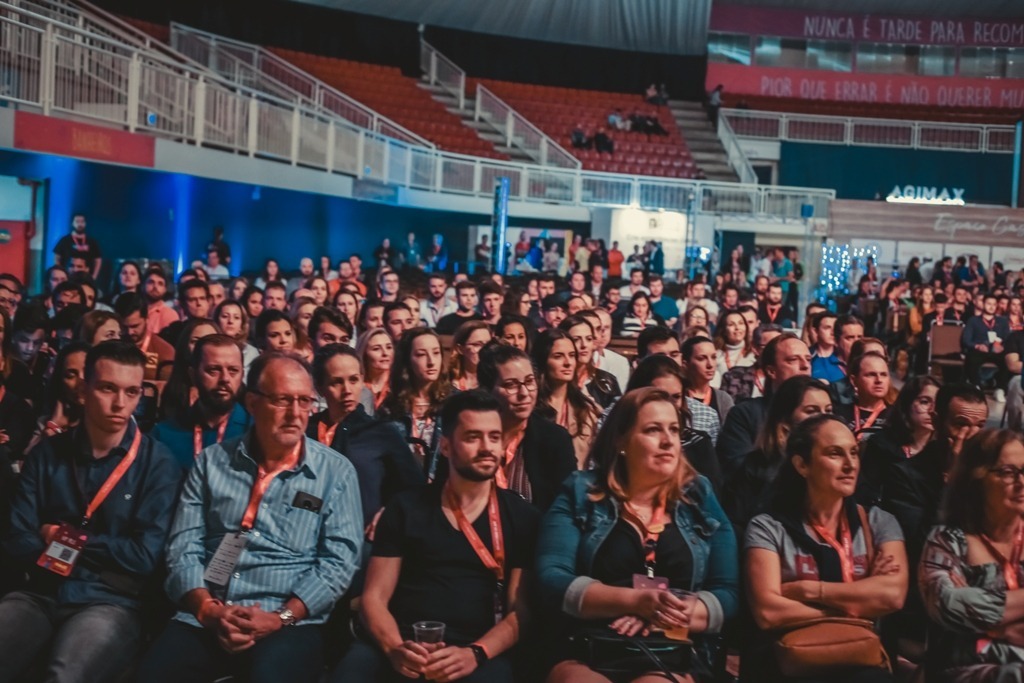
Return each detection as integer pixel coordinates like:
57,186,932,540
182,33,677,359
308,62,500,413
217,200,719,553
53,233,101,267
373,484,540,644
435,312,484,336
591,518,693,591
1006,331,1024,369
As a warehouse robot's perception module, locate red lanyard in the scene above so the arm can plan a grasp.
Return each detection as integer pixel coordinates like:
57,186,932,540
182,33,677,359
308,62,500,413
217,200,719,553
983,317,996,330
691,387,712,406
446,483,505,582
496,428,526,490
811,513,855,583
373,383,389,410
766,305,780,323
72,233,86,249
0,385,6,405
82,427,142,526
622,501,667,577
317,419,339,447
557,401,570,429
854,404,884,433
139,333,151,353
979,524,1024,590
194,419,229,459
240,442,301,531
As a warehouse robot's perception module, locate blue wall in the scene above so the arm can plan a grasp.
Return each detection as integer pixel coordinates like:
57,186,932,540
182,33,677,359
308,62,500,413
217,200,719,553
778,142,1015,206
0,150,587,285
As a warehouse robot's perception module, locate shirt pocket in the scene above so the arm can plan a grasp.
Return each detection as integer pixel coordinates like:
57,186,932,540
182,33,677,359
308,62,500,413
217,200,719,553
272,499,323,555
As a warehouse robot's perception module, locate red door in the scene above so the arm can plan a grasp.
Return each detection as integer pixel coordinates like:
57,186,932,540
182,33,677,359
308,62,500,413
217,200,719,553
0,221,31,284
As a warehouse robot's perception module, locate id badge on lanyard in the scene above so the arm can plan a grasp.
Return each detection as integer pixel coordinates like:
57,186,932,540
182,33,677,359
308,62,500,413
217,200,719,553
37,427,142,577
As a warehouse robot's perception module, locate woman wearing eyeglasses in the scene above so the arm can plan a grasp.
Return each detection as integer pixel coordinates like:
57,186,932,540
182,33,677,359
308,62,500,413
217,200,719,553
379,328,450,481
920,430,1024,683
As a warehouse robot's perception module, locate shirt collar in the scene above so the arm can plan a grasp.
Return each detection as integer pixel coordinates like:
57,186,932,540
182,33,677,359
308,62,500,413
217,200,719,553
235,431,318,479
73,419,138,464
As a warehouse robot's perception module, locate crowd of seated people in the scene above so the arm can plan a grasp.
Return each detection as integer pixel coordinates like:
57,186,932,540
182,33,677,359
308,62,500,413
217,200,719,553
1,215,1024,683
569,98,669,155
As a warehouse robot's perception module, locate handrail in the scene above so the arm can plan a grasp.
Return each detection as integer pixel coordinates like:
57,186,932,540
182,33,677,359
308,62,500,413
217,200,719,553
170,23,433,148
419,40,465,110
722,108,1016,154
717,113,757,185
474,84,581,169
0,5,835,219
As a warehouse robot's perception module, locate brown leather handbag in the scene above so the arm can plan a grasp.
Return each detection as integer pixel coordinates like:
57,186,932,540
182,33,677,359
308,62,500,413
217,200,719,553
772,506,891,677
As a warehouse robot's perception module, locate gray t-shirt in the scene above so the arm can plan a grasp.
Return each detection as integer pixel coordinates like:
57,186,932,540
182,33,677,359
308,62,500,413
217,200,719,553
745,507,903,582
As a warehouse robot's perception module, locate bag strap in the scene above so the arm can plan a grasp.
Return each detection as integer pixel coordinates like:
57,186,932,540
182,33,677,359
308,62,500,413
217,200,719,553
857,504,874,565
628,637,679,682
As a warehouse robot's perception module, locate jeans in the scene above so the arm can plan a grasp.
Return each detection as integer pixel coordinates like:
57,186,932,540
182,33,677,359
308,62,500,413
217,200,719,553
136,620,324,683
331,638,515,683
0,591,142,683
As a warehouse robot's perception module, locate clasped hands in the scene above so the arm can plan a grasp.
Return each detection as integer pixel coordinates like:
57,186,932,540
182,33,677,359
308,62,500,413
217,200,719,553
608,588,693,638
387,640,479,682
199,601,282,653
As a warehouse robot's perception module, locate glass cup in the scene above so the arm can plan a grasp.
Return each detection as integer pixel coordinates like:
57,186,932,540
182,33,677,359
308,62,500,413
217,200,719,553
664,590,697,642
412,621,446,644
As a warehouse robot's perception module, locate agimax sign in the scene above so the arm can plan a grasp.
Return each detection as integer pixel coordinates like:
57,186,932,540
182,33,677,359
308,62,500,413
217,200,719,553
886,185,965,205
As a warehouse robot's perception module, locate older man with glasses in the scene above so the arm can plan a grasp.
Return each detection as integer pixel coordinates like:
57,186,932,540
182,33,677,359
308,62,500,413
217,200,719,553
138,352,363,683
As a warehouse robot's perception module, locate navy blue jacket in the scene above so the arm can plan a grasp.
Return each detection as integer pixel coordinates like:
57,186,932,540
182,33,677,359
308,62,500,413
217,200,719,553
4,423,182,608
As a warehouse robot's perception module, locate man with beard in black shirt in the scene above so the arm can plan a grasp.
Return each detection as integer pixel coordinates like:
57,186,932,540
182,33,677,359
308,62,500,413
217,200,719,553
332,391,537,683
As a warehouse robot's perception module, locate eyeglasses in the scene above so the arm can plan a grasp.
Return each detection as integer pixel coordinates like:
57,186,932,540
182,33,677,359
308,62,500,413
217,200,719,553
989,465,1024,484
498,377,537,394
251,391,316,410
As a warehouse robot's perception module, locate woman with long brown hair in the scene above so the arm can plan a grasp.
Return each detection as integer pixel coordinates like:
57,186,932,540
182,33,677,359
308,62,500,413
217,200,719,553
532,329,602,469
537,387,739,683
379,328,450,479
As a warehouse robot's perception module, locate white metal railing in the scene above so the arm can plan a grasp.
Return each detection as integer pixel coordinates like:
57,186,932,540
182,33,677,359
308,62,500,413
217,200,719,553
419,40,465,110
169,23,432,147
717,113,757,185
475,84,581,169
723,108,1016,154
0,4,835,218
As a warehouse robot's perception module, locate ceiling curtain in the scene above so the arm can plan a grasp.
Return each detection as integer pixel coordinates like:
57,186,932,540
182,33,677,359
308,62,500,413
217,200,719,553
293,0,714,56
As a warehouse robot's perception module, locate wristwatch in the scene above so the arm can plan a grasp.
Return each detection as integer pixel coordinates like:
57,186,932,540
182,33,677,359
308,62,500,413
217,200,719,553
466,643,488,666
275,608,296,627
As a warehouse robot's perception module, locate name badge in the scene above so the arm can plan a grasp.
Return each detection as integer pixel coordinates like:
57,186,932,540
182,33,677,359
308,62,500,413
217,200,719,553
37,523,88,577
203,532,249,586
632,574,669,591
988,331,1001,344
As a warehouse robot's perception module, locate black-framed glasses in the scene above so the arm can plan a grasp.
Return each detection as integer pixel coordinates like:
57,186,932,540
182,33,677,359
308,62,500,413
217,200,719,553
498,377,537,394
251,391,316,410
989,465,1024,484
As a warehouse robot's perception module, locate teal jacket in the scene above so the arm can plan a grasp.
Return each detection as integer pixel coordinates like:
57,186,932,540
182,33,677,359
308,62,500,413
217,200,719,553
536,470,739,634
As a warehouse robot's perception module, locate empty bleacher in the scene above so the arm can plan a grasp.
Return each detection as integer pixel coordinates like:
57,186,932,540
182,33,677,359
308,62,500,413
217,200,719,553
271,48,507,160
480,79,700,179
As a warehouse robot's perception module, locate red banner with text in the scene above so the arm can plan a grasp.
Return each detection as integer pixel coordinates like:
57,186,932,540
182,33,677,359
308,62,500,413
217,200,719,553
13,112,155,167
707,62,1024,109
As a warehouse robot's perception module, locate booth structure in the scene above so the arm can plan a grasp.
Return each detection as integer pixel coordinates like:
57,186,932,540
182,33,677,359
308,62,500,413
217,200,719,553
829,199,1024,277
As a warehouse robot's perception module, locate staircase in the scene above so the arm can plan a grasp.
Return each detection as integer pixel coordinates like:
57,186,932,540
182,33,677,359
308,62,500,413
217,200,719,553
416,80,530,162
669,100,738,182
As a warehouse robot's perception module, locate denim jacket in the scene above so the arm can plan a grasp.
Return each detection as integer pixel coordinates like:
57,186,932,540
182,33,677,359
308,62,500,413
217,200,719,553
536,470,739,633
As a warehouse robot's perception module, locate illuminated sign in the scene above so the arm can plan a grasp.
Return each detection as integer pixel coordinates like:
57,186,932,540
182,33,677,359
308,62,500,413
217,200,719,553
886,185,965,205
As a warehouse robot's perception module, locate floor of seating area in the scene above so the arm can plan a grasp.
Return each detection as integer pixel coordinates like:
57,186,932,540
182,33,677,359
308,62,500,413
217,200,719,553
271,48,507,159
478,79,699,178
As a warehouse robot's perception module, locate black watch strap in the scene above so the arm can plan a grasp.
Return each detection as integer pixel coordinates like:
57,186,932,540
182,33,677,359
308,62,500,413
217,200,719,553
467,643,488,665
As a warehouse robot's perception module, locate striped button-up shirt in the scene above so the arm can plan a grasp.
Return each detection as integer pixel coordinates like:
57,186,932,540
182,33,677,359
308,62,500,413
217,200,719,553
165,433,363,626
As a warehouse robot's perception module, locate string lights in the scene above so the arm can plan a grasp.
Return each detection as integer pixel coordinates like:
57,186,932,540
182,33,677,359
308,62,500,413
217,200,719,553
819,243,879,296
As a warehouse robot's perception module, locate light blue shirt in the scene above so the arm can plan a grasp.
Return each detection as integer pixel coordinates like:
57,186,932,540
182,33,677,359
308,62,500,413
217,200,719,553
165,433,363,626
